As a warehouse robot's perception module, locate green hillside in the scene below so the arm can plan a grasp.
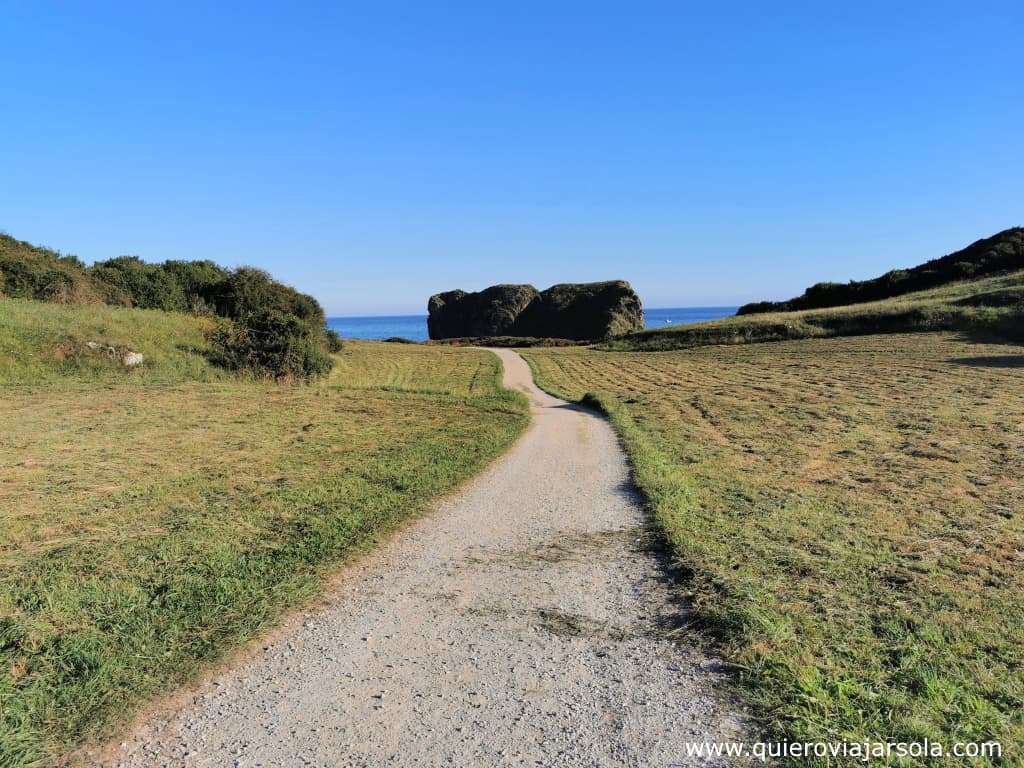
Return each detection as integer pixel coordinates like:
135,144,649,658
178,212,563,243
738,227,1024,315
0,232,341,381
0,298,229,385
606,269,1024,352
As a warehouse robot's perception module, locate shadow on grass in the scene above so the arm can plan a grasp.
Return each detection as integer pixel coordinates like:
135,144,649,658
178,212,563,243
948,355,1024,368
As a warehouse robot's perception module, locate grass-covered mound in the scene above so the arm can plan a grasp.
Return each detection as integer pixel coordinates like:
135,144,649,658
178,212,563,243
0,341,528,767
0,298,229,384
738,227,1024,315
605,270,1024,351
524,333,1023,765
0,233,340,380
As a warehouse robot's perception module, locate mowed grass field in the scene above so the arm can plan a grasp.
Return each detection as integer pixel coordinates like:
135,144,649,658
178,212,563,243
524,333,1023,764
0,339,527,767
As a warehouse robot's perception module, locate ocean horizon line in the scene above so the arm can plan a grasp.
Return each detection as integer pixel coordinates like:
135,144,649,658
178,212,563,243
327,306,739,341
327,305,739,320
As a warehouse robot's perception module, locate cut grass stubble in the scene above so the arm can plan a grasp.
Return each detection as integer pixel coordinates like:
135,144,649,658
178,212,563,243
524,333,1024,765
0,342,528,767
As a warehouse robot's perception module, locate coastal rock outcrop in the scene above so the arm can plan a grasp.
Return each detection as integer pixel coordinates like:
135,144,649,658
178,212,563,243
427,280,644,340
428,284,540,339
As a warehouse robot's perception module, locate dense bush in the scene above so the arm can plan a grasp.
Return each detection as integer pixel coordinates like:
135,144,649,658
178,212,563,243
0,234,103,303
324,328,344,352
89,256,188,311
205,268,338,378
208,309,334,381
161,259,229,313
214,267,325,325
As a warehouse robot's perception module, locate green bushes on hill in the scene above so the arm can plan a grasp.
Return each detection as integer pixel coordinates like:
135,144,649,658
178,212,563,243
325,327,345,352
161,259,230,313
214,266,325,325
90,256,190,311
0,233,340,380
205,267,336,379
0,235,104,304
738,227,1024,315
208,309,334,381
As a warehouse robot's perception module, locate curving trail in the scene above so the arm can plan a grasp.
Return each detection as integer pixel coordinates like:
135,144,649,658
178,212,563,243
99,349,745,768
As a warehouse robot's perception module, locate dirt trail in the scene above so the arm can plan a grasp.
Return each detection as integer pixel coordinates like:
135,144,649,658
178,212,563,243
100,349,745,767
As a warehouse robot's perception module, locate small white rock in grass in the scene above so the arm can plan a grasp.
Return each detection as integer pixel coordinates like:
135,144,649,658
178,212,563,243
122,351,145,366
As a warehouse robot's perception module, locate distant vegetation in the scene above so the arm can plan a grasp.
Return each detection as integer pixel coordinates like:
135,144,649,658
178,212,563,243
605,270,1024,352
738,227,1024,315
525,333,1024,765
0,233,336,380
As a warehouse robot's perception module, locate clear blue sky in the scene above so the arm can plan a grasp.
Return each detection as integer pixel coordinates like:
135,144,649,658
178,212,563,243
2,1,1021,315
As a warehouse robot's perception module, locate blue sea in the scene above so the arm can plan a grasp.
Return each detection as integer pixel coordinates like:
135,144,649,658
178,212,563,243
327,306,738,342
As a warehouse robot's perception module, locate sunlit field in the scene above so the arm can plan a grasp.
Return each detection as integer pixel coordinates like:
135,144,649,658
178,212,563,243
0,341,527,766
524,332,1024,763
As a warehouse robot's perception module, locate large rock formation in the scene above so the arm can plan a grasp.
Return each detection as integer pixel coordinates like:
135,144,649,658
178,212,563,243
427,280,644,340
427,284,540,339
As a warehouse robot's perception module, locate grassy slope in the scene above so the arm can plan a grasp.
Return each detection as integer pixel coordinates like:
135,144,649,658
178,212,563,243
0,298,229,384
523,334,1023,765
0,310,528,766
736,226,1023,316
606,271,1024,352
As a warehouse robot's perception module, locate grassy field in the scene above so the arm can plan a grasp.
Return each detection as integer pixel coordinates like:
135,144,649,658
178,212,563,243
605,271,1024,352
523,333,1023,764
328,340,505,394
0,337,527,767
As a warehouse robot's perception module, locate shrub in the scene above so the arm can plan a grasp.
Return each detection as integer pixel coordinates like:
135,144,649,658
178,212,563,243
161,259,229,313
0,235,103,304
0,259,68,300
207,309,334,381
89,256,187,311
324,328,344,353
214,267,325,325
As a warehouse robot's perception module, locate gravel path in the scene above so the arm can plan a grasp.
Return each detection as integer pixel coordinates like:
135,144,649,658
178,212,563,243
98,349,746,767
